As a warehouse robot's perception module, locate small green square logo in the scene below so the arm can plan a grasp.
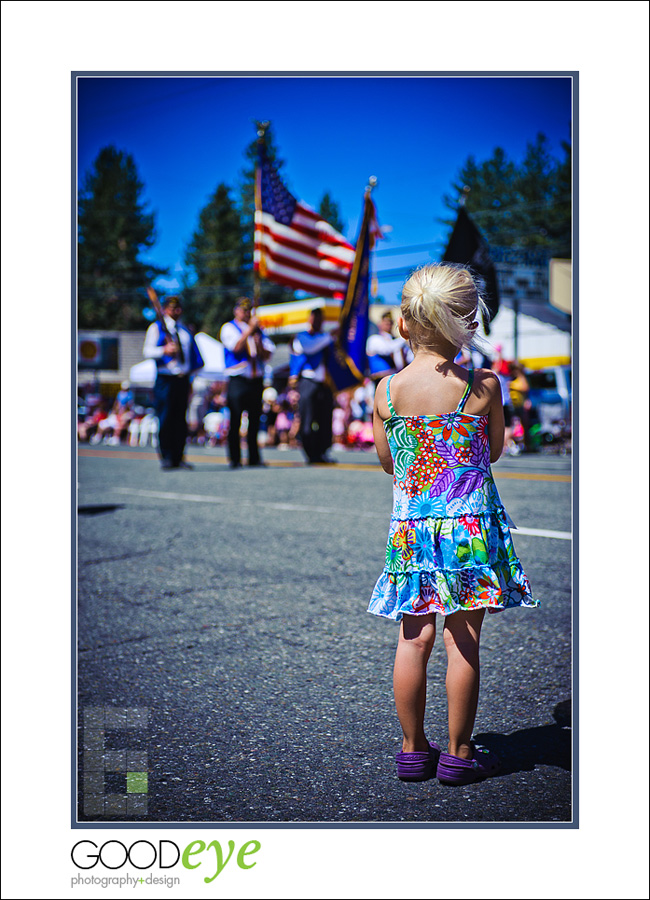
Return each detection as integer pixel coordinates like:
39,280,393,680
126,771,148,794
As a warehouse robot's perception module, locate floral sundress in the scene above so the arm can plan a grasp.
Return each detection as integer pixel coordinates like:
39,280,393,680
368,371,539,621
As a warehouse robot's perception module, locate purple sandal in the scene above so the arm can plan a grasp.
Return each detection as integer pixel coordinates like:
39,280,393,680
437,745,500,786
396,741,441,782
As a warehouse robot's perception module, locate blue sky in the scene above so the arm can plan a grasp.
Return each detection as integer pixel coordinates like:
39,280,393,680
77,74,572,303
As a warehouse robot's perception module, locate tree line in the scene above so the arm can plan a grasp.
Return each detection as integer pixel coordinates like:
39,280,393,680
442,134,571,259
78,128,570,332
78,125,345,333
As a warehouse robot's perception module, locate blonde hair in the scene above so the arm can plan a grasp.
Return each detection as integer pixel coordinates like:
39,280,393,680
400,263,489,351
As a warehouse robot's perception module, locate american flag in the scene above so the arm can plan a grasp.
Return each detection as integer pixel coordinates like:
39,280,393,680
254,145,355,297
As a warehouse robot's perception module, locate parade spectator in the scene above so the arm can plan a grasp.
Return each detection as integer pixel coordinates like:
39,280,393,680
78,398,108,443
220,297,275,469
491,351,516,454
83,381,103,414
351,378,375,422
332,392,352,447
273,397,295,448
143,295,205,470
509,362,532,451
491,344,509,377
203,410,229,446
96,395,134,444
368,262,538,785
289,307,337,464
347,418,375,449
116,380,134,409
260,386,279,447
186,377,211,444
285,389,301,448
202,381,230,446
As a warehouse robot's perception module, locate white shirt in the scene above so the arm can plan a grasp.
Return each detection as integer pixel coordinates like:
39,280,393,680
220,320,275,379
143,316,194,376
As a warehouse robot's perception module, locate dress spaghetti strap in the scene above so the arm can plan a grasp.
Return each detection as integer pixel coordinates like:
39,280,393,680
456,367,475,412
386,374,397,417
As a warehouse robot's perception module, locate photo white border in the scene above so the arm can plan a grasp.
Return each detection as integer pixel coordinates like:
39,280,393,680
2,2,649,898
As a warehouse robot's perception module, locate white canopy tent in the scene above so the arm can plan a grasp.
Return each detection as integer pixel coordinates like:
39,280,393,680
129,332,227,387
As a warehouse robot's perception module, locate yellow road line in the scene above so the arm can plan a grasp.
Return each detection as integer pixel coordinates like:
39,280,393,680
78,448,571,481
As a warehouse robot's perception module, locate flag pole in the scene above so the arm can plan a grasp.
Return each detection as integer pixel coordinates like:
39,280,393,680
340,176,376,324
366,175,378,196
253,120,269,310
332,175,380,388
365,176,378,299
364,175,378,230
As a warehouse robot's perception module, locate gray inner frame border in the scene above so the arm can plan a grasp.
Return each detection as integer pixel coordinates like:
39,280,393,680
71,69,578,830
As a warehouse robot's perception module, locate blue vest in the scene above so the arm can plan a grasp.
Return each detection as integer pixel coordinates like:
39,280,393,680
290,331,328,377
223,321,250,371
154,320,204,372
368,351,397,377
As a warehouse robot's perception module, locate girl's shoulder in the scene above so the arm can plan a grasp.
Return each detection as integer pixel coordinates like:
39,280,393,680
466,368,502,411
373,375,392,420
472,367,501,396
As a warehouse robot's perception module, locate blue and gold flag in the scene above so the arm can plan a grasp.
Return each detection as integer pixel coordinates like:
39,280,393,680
327,192,382,391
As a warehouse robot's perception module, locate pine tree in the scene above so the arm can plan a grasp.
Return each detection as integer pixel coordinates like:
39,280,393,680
78,146,166,329
544,140,571,258
182,183,247,334
442,135,571,258
317,191,345,235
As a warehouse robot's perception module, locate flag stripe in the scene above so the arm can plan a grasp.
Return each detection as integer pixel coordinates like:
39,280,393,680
257,266,345,297
255,211,355,265
255,226,354,270
293,205,355,248
290,220,354,251
256,253,350,290
293,202,350,237
255,255,351,294
258,260,348,294
255,240,351,288
255,227,354,276
257,236,354,275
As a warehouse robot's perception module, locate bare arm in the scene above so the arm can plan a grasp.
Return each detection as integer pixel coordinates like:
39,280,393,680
373,377,393,474
484,371,505,462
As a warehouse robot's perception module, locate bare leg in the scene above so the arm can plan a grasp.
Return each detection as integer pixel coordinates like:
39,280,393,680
393,614,436,753
443,609,485,759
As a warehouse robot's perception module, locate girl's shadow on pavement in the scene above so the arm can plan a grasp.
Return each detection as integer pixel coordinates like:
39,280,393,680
474,699,572,775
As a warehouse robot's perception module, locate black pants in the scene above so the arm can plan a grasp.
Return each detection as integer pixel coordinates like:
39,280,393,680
154,374,190,466
226,376,264,466
298,377,333,462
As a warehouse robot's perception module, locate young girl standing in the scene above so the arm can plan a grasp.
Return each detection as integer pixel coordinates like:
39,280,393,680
368,264,539,786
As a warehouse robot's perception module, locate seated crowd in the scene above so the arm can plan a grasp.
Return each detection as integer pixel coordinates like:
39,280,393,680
77,378,380,452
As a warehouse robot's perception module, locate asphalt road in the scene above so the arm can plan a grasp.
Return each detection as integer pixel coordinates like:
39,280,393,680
76,443,574,826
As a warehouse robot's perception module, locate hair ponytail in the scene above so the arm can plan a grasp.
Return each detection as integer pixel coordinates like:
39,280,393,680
400,263,488,351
